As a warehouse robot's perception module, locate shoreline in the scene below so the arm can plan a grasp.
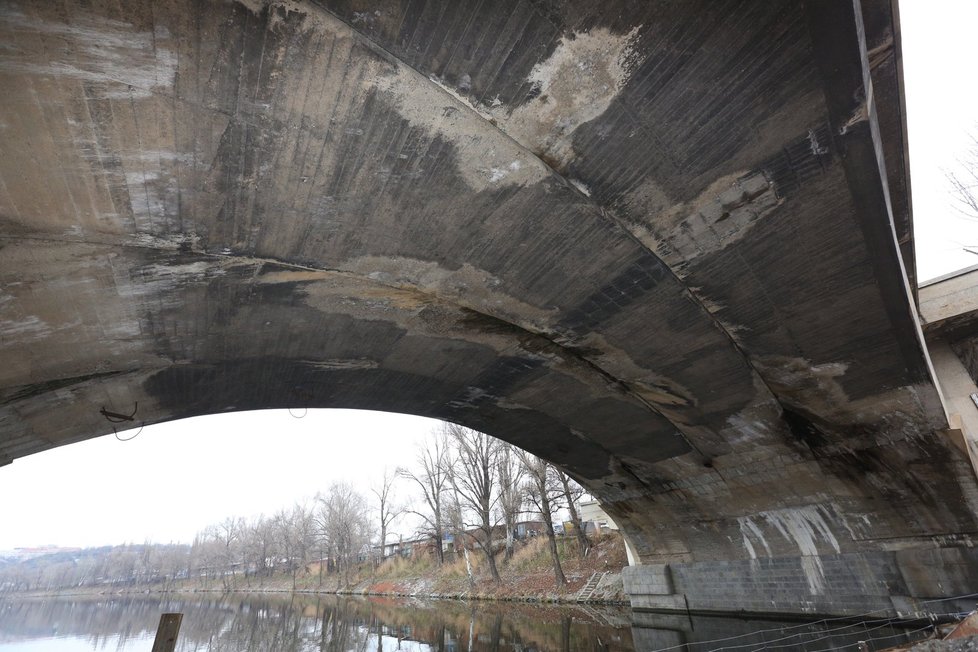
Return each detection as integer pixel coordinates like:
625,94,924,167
3,578,629,607
2,534,631,606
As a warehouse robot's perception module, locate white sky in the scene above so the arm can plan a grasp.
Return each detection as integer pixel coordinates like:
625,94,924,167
2,0,978,550
0,410,437,549
902,0,978,281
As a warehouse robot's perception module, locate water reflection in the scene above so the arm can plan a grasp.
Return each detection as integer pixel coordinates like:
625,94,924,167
0,595,928,651
0,595,630,652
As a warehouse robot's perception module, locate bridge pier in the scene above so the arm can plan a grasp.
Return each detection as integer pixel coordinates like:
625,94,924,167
623,547,978,619
928,341,978,480
615,267,978,619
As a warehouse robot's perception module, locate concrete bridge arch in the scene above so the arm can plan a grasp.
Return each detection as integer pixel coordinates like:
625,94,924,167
2,0,977,616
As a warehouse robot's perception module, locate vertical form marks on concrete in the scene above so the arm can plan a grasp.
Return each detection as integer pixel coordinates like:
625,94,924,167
5,2,977,608
859,0,917,292
0,4,183,237
564,2,823,205
804,0,933,389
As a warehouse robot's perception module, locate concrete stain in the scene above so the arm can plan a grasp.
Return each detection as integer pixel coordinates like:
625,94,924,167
0,314,49,342
338,255,556,329
623,170,781,274
497,26,644,169
0,7,177,100
738,505,842,595
369,64,549,192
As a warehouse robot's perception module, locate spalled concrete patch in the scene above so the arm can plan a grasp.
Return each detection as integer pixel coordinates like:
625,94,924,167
494,26,644,169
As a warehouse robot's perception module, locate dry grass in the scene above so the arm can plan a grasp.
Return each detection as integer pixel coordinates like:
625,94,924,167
373,553,437,579
507,536,552,574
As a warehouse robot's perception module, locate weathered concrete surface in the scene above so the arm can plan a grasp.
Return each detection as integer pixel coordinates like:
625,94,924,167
920,265,978,337
920,267,978,512
1,0,976,615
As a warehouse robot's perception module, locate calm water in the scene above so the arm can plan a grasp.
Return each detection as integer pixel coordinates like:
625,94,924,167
0,594,931,651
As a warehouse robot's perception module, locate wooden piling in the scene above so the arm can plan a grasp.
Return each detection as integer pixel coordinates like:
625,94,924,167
151,613,183,652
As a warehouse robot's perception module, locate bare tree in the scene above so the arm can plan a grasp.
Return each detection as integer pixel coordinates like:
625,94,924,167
446,477,475,588
155,545,191,590
371,468,402,564
272,503,314,590
555,469,590,556
517,451,566,587
215,516,244,590
188,534,204,583
398,433,449,564
496,443,525,562
292,501,316,587
445,423,502,582
316,482,372,587
194,528,225,585
949,133,978,219
243,515,277,585
271,509,297,587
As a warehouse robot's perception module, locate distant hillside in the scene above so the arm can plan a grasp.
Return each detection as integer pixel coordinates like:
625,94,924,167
0,543,191,593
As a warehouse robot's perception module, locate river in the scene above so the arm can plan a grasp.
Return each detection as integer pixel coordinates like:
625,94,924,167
0,594,933,651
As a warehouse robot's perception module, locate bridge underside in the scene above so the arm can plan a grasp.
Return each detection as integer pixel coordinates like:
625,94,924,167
2,0,977,616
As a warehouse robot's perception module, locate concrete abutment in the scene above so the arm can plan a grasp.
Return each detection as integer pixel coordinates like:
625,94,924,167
624,547,978,619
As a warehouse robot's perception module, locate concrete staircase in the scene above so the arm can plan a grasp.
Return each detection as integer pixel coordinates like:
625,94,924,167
576,571,605,603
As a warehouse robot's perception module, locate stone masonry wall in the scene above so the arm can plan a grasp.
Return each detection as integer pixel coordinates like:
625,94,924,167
623,547,978,618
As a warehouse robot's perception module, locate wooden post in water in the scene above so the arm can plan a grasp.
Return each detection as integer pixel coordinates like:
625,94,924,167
151,613,183,652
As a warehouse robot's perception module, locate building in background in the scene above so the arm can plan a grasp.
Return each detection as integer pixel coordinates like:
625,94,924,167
577,499,619,532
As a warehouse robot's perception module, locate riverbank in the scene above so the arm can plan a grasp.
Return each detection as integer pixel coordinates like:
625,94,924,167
332,532,627,604
220,533,628,604
7,533,629,605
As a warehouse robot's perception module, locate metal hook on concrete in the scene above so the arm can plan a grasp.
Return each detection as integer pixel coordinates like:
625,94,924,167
114,423,144,442
100,402,138,423
100,402,143,441
289,385,312,419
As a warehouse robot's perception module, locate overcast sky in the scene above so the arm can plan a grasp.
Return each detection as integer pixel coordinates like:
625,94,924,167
902,0,978,281
2,0,978,551
0,410,438,550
